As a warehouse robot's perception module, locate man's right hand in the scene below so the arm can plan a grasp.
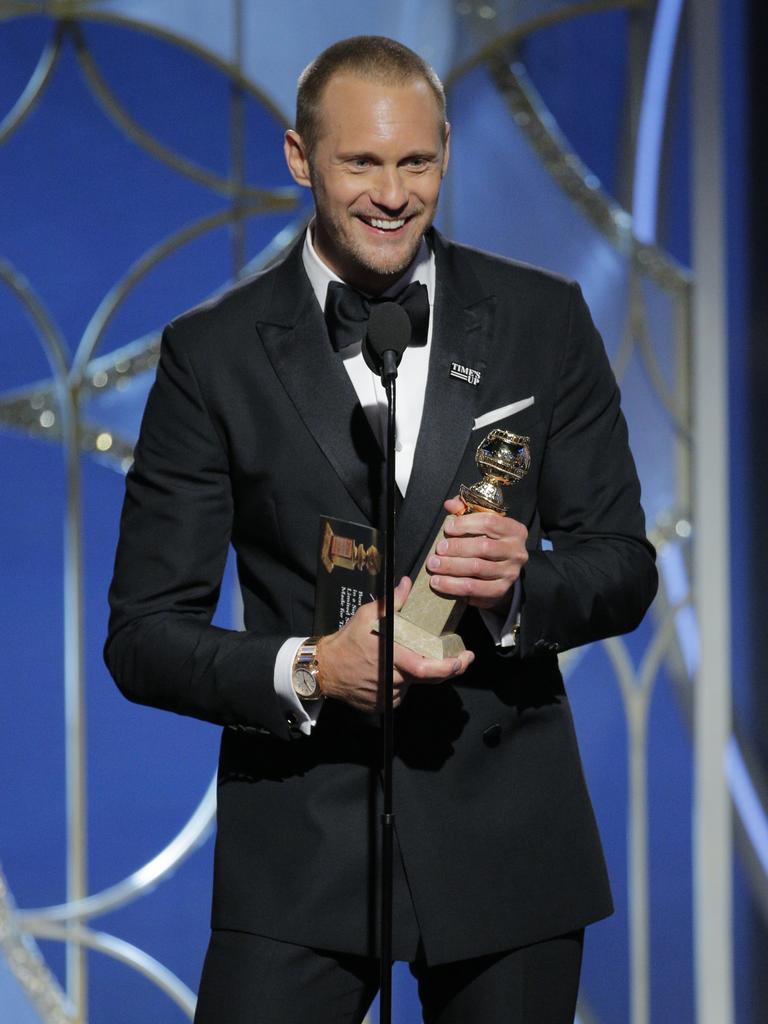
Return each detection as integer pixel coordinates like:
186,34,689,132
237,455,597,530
315,577,475,713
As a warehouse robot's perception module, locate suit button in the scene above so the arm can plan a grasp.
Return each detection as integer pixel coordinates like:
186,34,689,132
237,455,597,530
550,642,560,653
533,639,548,652
483,723,502,748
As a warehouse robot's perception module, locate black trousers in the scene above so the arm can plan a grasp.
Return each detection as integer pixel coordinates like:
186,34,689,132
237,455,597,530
193,929,584,1024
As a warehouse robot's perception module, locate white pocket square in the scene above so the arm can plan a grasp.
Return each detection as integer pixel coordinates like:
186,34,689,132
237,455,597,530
473,396,535,431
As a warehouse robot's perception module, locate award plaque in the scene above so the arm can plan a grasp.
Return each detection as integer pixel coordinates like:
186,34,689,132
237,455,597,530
383,429,531,659
320,520,381,575
314,517,382,634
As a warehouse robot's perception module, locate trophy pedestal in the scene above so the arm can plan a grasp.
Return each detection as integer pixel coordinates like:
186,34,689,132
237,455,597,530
375,513,467,659
390,614,465,660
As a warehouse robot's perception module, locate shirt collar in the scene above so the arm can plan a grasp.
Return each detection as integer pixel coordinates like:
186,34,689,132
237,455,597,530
302,221,435,311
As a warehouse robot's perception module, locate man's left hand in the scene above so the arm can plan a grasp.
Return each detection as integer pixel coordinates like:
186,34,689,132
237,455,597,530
426,496,528,611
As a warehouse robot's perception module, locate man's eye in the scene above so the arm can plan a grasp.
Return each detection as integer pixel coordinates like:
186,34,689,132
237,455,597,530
351,158,370,169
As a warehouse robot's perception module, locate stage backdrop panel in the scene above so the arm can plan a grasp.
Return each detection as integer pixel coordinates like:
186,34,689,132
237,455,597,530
1,3,758,1024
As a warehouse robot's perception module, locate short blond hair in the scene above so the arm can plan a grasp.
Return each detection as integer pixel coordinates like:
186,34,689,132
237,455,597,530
296,36,447,158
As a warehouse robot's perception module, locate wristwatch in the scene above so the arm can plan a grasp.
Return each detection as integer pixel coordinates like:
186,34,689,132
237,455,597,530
291,637,325,701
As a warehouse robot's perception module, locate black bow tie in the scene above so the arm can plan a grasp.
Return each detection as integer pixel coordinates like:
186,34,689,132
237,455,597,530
324,280,429,353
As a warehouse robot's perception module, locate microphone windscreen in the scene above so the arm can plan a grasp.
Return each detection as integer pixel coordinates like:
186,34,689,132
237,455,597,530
363,302,412,375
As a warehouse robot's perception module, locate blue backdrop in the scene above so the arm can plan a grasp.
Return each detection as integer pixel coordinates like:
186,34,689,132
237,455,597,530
0,3,758,1023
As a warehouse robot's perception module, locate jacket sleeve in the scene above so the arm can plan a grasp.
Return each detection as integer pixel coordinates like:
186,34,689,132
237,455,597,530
104,322,293,740
517,282,658,657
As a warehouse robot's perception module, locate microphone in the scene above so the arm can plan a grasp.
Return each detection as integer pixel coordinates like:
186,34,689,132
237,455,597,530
363,302,412,382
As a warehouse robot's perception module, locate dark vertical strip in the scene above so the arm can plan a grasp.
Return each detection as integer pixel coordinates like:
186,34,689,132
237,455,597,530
379,376,397,1022
740,0,768,1019
230,0,246,279
747,4,768,734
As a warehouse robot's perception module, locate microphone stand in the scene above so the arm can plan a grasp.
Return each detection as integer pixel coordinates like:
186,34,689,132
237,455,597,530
379,369,396,1024
363,301,411,1024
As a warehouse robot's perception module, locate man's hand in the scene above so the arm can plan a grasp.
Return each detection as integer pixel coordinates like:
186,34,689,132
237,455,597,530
316,577,475,713
426,496,529,611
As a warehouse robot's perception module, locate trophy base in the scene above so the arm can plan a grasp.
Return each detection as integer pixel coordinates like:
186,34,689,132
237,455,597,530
374,613,466,660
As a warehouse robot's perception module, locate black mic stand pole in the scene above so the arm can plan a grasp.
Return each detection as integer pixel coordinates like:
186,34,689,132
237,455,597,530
363,302,411,1024
379,365,396,1024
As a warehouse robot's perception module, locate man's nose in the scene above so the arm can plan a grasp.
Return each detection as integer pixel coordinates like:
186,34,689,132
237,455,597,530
370,166,408,210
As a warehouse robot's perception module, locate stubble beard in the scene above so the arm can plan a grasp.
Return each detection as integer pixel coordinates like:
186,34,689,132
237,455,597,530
310,168,433,288
346,220,425,281
318,207,429,287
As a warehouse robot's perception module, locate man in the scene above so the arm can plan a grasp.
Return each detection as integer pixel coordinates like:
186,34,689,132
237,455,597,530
105,36,657,1024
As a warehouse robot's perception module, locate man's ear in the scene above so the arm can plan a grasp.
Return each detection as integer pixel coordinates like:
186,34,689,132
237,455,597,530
284,130,312,188
441,122,451,177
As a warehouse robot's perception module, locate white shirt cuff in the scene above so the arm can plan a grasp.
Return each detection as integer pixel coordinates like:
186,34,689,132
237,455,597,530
478,579,522,648
274,637,324,736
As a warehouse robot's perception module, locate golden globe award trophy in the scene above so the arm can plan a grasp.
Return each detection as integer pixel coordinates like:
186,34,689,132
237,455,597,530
385,429,531,659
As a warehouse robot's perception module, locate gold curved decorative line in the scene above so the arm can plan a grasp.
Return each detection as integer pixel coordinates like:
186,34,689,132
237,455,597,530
73,212,310,386
66,22,296,204
447,8,690,296
71,204,268,379
482,54,691,296
21,920,196,1019
602,600,681,1024
0,218,310,457
71,213,308,395
0,20,63,145
613,272,691,434
0,2,49,19
0,387,58,430
633,242,692,294
81,331,162,390
636,599,690,695
0,383,135,465
76,9,290,125
634,296,691,436
612,305,636,386
445,0,647,89
0,259,71,381
0,873,73,1024
603,632,640,709
638,325,692,438
21,773,216,923
0,870,74,1024
486,55,632,246
604,600,683,708
0,3,292,124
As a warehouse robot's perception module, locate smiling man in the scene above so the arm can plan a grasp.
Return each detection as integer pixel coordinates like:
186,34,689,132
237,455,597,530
106,36,657,1024
285,69,449,292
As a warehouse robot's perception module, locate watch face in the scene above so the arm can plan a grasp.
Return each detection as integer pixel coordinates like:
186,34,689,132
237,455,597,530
294,667,318,698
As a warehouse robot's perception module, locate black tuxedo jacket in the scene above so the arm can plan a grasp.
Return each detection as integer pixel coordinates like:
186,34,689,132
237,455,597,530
105,229,657,965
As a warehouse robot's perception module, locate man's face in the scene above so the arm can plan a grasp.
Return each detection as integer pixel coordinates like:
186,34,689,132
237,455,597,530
285,73,449,294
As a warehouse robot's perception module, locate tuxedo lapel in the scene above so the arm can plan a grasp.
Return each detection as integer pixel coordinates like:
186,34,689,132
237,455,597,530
395,233,495,576
257,240,384,526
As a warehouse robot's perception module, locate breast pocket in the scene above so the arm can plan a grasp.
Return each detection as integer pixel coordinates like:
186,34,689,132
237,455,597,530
472,395,535,432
